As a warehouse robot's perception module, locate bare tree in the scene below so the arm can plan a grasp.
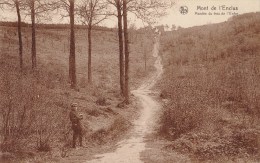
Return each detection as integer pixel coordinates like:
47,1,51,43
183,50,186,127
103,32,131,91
116,0,125,96
121,0,173,102
140,40,147,71
69,0,76,88
14,0,23,70
29,0,36,69
107,0,125,96
122,0,129,103
78,0,108,84
23,0,57,69
0,0,23,70
127,0,173,25
59,0,77,88
0,1,5,10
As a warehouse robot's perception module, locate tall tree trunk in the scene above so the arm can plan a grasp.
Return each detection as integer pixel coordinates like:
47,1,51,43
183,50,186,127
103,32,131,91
69,0,76,88
123,0,129,104
31,0,36,69
144,42,147,71
87,1,93,84
87,25,92,83
116,0,125,95
15,0,23,70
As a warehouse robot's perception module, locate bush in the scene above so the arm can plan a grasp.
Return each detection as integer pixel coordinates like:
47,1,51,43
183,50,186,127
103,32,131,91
1,139,23,153
159,95,206,139
96,97,108,106
0,62,68,155
37,142,51,152
231,128,260,155
160,90,169,99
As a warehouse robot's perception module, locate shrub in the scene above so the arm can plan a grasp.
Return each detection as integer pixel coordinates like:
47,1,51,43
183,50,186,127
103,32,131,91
0,62,68,155
37,142,51,152
96,97,108,106
159,96,206,139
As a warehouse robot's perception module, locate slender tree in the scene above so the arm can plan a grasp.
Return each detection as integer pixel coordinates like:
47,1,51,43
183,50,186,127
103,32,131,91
0,1,6,9
14,0,23,70
23,0,57,69
0,0,23,70
30,0,36,69
116,0,125,96
127,0,173,25
110,0,173,102
107,0,125,95
69,0,76,88
78,0,108,84
59,0,77,88
122,0,129,103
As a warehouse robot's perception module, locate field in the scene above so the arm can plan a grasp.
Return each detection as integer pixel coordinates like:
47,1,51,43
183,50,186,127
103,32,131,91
0,25,155,162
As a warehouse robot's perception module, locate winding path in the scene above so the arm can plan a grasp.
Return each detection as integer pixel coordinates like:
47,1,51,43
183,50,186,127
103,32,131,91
87,34,163,163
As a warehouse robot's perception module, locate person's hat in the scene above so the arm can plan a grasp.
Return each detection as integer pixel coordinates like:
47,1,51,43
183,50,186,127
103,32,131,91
71,103,78,108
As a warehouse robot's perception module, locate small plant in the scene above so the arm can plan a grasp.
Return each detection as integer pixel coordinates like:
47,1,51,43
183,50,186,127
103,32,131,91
37,142,51,152
96,97,107,106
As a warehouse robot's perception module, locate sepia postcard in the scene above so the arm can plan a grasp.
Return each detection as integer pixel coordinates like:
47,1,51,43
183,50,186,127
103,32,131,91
0,0,259,162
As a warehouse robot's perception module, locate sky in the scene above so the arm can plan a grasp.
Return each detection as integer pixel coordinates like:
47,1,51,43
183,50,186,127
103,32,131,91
0,0,259,29
159,0,260,28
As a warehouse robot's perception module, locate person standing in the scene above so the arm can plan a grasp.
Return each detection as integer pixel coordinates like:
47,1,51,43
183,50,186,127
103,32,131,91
69,103,83,148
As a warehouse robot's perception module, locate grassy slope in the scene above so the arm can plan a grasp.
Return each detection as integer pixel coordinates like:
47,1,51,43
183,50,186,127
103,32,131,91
156,12,260,162
0,26,154,162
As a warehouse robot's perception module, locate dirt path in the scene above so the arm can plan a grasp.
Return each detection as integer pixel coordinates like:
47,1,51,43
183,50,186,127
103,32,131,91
86,34,163,163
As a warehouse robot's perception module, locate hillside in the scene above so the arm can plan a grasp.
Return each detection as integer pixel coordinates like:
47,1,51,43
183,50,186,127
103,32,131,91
0,25,154,162
155,12,260,162
1,11,259,163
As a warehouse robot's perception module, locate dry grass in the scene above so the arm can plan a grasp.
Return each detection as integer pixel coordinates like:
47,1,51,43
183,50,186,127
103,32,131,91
0,25,154,161
157,12,260,162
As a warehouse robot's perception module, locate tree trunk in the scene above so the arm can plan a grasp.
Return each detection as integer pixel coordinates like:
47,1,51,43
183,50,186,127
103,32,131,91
31,0,36,69
123,0,129,104
87,25,92,83
144,44,147,71
15,0,23,70
116,0,125,96
69,0,76,88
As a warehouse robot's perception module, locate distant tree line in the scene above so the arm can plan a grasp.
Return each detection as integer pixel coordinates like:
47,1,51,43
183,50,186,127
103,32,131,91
0,21,114,31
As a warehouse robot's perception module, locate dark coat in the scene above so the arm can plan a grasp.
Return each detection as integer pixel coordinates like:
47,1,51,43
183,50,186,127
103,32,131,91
69,110,82,131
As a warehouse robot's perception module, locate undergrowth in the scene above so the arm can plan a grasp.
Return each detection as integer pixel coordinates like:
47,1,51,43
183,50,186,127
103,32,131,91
158,12,260,161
